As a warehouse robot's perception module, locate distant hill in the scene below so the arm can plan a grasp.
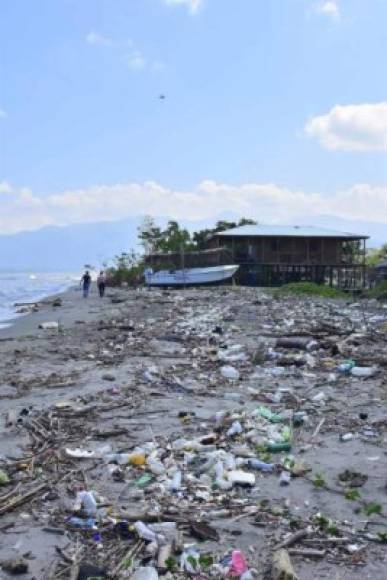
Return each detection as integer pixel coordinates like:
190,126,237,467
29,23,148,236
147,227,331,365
0,214,384,271
0,219,142,271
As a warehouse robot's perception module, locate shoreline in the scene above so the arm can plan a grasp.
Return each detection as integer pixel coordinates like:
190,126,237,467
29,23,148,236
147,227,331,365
0,284,100,339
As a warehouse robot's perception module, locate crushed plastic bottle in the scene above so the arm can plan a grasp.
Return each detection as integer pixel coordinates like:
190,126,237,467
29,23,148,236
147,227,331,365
257,406,283,423
75,490,97,516
147,458,165,476
227,421,243,437
220,365,240,381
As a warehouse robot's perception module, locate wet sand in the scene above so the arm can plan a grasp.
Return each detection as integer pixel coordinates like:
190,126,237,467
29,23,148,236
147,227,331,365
0,286,386,579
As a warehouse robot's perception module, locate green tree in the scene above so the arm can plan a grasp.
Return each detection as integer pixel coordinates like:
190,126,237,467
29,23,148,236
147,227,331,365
193,217,257,249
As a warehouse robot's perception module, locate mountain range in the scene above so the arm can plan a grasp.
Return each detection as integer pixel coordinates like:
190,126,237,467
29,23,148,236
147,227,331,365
0,215,385,272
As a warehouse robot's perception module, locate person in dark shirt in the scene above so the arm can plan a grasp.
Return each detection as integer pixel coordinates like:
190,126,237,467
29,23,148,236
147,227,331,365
97,271,106,298
81,270,91,298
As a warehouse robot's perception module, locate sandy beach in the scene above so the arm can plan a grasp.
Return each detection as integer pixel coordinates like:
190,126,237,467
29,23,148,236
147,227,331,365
0,285,387,579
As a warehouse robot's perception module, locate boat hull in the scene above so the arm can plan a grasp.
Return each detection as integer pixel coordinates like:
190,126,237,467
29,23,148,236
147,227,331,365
145,265,239,287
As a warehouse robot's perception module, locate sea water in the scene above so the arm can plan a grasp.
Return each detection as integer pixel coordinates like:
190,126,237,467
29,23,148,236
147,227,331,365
0,272,77,329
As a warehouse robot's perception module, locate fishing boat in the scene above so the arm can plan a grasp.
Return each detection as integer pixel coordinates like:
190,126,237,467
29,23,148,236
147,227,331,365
144,264,239,287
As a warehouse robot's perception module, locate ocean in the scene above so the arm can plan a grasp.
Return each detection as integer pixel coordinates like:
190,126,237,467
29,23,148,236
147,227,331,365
0,272,78,329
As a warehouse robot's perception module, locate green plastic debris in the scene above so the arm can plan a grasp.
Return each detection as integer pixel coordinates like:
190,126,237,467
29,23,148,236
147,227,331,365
257,406,283,423
281,426,292,442
266,442,292,453
131,474,154,488
0,470,10,485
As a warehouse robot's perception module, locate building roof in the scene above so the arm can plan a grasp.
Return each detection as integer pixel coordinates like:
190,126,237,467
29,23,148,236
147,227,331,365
213,224,368,240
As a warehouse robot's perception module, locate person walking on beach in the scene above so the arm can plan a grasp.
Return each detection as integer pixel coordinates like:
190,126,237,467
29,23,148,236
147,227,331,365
81,270,91,298
97,270,106,298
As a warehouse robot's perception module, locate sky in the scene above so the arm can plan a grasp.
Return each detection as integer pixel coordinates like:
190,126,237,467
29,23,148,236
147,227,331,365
0,0,387,234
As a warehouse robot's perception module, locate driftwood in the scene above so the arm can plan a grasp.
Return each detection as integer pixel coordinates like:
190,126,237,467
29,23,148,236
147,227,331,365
272,549,298,580
276,529,310,550
276,337,313,350
288,548,326,558
0,483,48,515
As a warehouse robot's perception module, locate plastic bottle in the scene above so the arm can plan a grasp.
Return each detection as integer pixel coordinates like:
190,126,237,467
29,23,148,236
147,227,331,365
279,471,291,485
266,442,292,453
351,366,377,378
337,360,355,374
134,521,158,542
76,490,97,516
247,459,275,472
170,470,182,492
147,458,165,475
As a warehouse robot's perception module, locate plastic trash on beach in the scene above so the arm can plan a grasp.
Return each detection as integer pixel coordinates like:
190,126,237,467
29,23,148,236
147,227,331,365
134,521,163,543
130,567,159,580
0,469,10,485
74,490,98,516
39,321,59,330
65,448,96,459
180,548,201,573
337,360,355,374
228,550,249,576
256,406,284,423
227,420,243,437
220,365,240,381
350,366,378,378
227,470,255,487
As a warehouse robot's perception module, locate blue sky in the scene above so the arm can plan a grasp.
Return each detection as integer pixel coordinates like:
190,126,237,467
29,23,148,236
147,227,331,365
0,0,387,233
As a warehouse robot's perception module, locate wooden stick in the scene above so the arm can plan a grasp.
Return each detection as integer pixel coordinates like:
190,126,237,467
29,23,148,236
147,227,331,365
288,548,326,558
0,483,47,515
276,529,309,550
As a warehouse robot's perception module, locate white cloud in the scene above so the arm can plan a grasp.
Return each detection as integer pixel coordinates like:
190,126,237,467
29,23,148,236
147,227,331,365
162,0,203,15
1,180,387,235
0,108,8,119
314,1,341,22
305,102,387,151
0,181,12,195
86,31,113,46
126,50,147,70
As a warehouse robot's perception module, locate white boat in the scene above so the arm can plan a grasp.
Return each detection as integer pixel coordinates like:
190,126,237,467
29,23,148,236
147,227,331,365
144,264,239,287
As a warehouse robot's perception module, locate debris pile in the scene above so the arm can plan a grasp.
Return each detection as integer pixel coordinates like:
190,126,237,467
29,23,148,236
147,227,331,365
1,287,387,578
